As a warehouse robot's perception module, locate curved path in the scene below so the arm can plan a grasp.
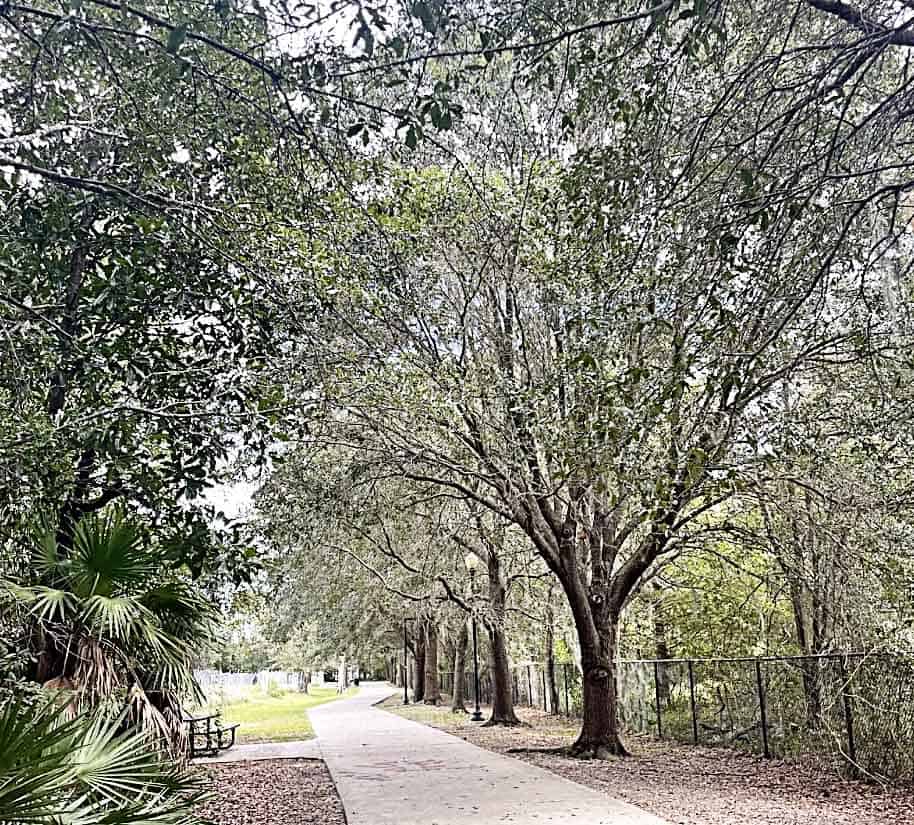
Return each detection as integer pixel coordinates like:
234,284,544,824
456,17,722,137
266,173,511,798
309,681,668,825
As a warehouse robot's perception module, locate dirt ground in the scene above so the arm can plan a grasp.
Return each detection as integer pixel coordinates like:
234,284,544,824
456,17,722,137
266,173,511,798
198,759,346,825
383,698,914,825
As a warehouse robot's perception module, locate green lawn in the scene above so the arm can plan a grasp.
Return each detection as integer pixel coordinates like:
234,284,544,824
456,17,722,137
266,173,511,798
220,686,358,743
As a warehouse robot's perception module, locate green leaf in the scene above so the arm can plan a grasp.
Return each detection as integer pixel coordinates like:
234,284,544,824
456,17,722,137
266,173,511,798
166,24,187,55
30,586,78,623
411,1,437,34
389,35,405,57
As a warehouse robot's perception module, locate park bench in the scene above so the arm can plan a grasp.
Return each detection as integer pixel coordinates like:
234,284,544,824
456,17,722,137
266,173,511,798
183,711,240,758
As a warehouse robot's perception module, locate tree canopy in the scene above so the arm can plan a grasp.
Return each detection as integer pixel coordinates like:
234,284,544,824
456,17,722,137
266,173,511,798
2,0,914,777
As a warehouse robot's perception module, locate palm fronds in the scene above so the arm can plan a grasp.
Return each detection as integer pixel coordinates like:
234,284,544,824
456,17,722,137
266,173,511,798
0,697,208,825
2,511,218,751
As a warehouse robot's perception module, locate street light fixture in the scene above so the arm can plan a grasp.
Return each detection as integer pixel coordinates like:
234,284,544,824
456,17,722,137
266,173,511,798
464,552,484,722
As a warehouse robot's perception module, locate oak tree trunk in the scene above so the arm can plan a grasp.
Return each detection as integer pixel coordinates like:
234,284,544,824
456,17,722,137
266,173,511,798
423,620,442,704
485,624,521,725
572,610,627,757
483,549,520,725
413,632,426,703
451,620,469,713
544,607,560,714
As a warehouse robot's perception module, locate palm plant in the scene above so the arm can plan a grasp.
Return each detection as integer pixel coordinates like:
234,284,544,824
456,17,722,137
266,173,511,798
2,510,217,751
0,697,207,824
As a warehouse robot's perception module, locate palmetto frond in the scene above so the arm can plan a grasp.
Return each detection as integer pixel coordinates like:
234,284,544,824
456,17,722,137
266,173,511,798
9,510,216,751
70,512,154,598
30,586,78,624
0,582,76,624
81,595,152,643
0,698,207,825
31,521,65,579
7,511,217,752
141,583,218,641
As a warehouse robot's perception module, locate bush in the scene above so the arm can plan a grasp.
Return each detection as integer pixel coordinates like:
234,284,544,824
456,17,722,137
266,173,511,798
2,511,218,754
0,696,207,824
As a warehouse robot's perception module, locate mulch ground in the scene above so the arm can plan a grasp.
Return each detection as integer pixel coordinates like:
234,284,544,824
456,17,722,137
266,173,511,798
197,759,346,825
384,699,914,825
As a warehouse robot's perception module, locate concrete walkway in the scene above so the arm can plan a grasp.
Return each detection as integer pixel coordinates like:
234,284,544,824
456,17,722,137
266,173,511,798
309,681,668,825
194,738,321,764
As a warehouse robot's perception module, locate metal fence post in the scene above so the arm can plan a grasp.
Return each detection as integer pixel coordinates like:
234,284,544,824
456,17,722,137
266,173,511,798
838,656,857,767
755,659,770,758
687,660,698,745
564,664,570,715
653,661,663,738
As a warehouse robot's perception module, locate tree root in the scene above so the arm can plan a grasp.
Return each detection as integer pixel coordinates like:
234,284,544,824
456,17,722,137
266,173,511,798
570,739,630,759
506,745,569,755
482,717,527,728
506,742,628,759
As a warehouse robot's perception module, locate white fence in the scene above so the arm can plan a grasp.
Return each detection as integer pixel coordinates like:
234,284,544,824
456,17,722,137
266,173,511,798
193,669,320,705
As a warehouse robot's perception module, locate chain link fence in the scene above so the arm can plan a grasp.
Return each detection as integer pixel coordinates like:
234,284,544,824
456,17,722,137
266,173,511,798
440,653,914,779
439,662,582,713
617,654,914,780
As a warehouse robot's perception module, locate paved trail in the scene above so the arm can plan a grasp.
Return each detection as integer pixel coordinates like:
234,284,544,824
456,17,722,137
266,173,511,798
309,681,668,825
195,738,320,764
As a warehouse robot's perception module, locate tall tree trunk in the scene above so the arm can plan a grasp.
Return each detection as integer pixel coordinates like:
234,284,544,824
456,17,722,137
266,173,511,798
413,632,426,703
483,551,520,726
544,601,560,715
563,559,628,757
485,625,520,725
574,613,626,757
451,620,469,713
423,620,441,704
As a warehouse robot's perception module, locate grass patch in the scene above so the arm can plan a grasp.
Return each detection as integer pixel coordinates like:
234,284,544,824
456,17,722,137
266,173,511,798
380,696,469,727
221,686,358,743
380,694,582,739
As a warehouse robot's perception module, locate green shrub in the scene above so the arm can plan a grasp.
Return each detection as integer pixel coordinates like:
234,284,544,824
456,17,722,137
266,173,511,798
0,696,207,824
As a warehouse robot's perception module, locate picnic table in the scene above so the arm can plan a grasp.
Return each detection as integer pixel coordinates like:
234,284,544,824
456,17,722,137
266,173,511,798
183,711,239,758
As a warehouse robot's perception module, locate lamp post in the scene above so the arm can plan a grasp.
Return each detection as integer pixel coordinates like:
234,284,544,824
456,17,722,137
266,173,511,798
464,552,484,722
403,617,413,705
